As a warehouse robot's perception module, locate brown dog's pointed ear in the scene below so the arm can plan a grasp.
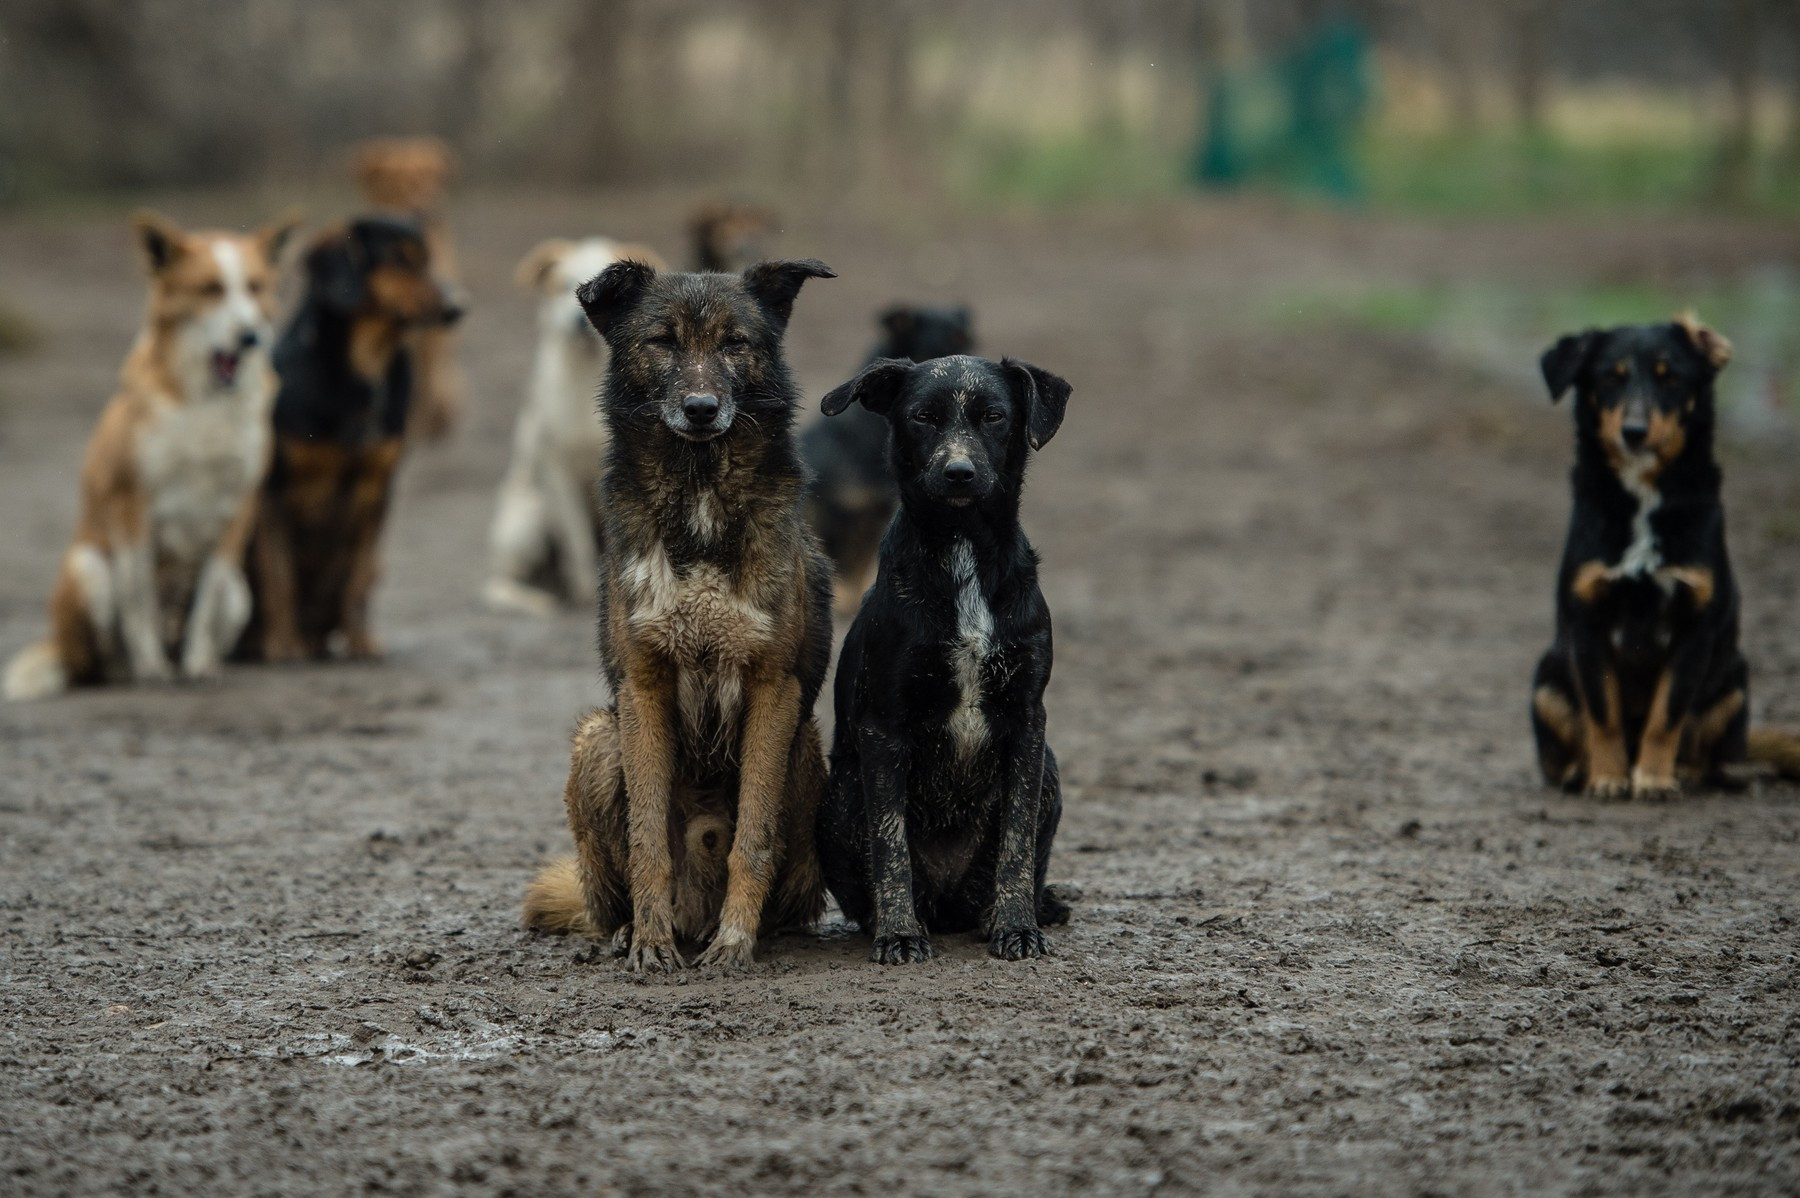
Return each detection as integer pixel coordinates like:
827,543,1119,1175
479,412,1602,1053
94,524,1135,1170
576,258,657,340
741,258,835,331
1539,330,1597,403
130,209,187,273
1003,357,1073,450
256,207,305,265
514,238,576,292
1674,312,1732,371
821,357,913,418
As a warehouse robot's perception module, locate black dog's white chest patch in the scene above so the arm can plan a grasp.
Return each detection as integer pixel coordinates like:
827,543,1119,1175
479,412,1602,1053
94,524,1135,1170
945,538,994,762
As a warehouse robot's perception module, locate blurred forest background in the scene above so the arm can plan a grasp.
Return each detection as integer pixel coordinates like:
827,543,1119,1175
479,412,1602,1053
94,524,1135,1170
2,0,1798,215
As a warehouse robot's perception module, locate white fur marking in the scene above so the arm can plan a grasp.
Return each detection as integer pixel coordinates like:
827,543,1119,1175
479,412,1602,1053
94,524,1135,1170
946,538,993,762
1616,459,1663,577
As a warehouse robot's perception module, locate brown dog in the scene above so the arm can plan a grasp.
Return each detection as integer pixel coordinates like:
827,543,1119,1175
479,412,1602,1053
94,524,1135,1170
354,136,465,440
522,257,836,971
688,202,776,273
238,217,461,662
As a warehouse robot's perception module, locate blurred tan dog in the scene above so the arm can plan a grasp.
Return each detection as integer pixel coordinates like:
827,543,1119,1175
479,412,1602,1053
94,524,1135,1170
354,136,465,440
4,209,300,700
485,236,667,614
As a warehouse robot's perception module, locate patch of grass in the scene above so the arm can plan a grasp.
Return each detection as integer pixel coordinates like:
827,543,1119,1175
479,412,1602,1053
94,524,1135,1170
947,124,1183,208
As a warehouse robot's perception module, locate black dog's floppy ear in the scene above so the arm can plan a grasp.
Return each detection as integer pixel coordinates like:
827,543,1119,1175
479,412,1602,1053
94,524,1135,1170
1539,330,1597,403
742,258,835,331
305,225,367,314
821,357,912,418
1673,311,1732,372
576,258,657,340
1003,357,1073,450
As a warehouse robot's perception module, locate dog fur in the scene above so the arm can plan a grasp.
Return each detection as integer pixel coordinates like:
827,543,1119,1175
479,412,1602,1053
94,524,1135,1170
354,136,466,441
4,209,299,701
237,216,460,663
815,353,1074,963
1531,316,1800,796
485,236,668,615
803,304,976,611
521,256,836,971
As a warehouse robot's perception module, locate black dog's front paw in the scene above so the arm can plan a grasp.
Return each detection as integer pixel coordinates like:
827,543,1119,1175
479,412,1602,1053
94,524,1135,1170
989,925,1048,961
871,932,933,965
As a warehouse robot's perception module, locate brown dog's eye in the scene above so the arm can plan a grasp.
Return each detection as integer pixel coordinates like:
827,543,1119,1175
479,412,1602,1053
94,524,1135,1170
1613,360,1630,379
1654,361,1669,378
201,281,225,298
723,334,750,352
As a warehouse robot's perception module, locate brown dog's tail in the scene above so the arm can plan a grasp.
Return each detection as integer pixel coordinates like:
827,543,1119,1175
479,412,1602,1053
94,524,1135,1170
1747,729,1800,779
521,857,594,936
4,641,68,702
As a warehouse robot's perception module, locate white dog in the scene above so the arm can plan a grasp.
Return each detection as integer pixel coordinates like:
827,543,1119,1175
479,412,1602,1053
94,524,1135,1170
485,237,666,615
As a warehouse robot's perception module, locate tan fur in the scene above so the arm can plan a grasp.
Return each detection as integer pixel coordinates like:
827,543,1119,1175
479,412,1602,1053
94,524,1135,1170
1747,729,1800,778
353,136,464,440
1675,312,1733,369
5,210,298,700
1632,670,1683,797
1582,670,1631,797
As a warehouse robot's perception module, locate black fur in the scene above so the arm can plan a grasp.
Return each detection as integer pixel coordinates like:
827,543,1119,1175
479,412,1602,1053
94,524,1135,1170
1530,319,1747,796
801,306,976,599
816,353,1074,963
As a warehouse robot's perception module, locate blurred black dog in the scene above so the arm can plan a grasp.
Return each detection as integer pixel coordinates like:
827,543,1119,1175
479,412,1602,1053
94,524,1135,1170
802,305,974,611
816,353,1073,963
1531,315,1800,796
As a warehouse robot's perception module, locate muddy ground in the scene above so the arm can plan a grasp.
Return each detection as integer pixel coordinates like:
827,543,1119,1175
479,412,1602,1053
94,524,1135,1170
2,192,1799,1197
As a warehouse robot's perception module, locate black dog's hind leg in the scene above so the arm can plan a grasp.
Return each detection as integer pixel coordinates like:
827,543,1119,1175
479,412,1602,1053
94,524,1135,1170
990,703,1050,961
1531,648,1584,791
859,725,932,965
1034,745,1070,927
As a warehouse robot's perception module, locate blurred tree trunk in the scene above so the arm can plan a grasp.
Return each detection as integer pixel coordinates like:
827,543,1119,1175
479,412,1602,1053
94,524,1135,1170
558,0,640,183
1506,0,1548,135
1710,0,1762,205
442,0,499,157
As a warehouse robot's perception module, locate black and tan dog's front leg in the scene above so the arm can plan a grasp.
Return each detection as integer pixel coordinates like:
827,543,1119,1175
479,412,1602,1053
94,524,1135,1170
700,671,802,968
1633,630,1713,799
989,703,1050,961
859,724,930,965
617,651,685,972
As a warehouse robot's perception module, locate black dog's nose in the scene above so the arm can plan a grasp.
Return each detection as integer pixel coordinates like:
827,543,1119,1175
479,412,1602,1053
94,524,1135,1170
237,329,260,351
943,458,976,484
1622,422,1649,450
683,393,720,425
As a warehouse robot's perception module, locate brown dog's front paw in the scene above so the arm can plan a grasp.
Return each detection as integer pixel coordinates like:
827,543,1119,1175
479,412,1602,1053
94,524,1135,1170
344,631,383,661
871,932,933,965
696,928,757,970
1585,774,1630,800
616,926,684,974
1631,768,1681,801
988,925,1048,961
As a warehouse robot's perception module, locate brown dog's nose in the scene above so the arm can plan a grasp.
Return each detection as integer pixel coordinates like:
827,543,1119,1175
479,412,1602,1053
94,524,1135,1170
683,393,720,425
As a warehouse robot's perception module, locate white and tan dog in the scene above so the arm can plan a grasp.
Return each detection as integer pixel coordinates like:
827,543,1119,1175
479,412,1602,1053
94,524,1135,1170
484,237,665,615
4,209,300,700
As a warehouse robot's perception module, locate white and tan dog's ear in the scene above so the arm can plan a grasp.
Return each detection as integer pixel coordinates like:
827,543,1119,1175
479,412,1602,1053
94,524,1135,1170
130,209,189,273
514,239,577,292
1674,312,1733,371
255,207,306,266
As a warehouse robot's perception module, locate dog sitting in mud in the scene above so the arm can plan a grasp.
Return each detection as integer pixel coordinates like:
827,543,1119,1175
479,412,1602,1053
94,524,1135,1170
803,304,976,611
522,256,837,971
816,353,1074,962
354,136,465,441
1531,316,1800,796
236,216,461,663
485,236,667,615
4,209,300,701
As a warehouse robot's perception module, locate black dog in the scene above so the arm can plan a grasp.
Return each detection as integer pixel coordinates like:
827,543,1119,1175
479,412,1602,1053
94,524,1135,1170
816,353,1073,963
239,215,461,662
1530,315,1800,796
802,305,975,611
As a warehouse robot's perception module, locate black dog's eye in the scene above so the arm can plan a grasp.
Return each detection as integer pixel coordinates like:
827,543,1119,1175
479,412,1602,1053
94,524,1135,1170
981,409,1005,425
910,409,937,427
723,333,751,352
646,331,677,349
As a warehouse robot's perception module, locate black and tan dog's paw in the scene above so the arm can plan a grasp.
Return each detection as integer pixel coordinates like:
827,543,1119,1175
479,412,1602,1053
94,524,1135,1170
989,925,1048,961
1630,769,1682,801
871,932,933,965
1584,774,1631,800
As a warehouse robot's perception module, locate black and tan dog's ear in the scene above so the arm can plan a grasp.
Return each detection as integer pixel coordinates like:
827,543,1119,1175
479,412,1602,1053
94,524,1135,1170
1003,357,1073,450
1674,312,1732,371
742,258,835,331
576,258,657,339
513,238,575,293
879,306,915,338
130,209,188,273
1539,330,1597,403
304,225,367,314
821,357,912,418
256,207,305,266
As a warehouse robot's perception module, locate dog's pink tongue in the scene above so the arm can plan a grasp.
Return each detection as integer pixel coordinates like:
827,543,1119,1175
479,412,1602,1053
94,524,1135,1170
212,350,239,385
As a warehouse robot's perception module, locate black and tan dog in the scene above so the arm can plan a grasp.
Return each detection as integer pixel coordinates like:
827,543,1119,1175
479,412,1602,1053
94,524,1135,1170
802,305,976,611
816,354,1074,963
238,216,461,662
1531,315,1800,797
522,257,836,971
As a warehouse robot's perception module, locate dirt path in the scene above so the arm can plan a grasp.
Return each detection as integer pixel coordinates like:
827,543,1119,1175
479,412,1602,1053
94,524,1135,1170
2,194,1798,1197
